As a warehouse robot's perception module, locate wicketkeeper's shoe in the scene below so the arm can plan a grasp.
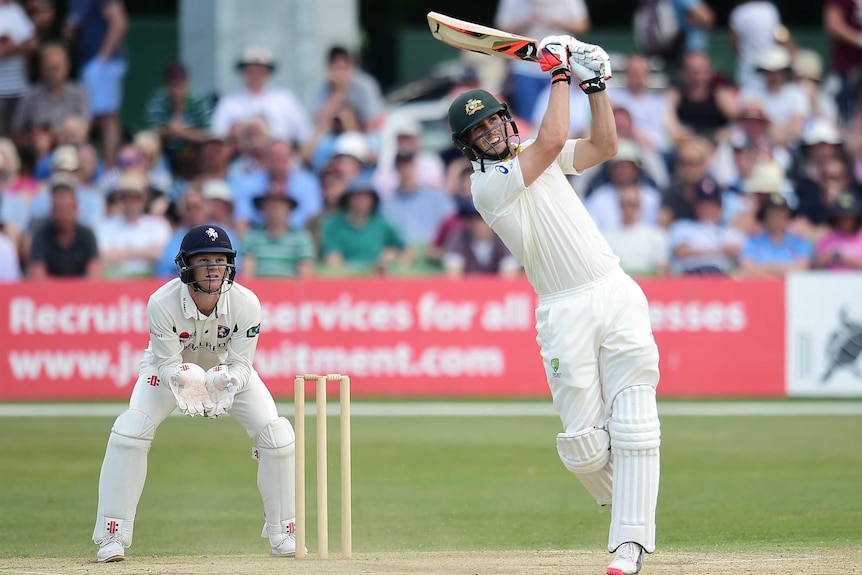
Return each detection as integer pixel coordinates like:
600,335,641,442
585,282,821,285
606,541,643,575
96,533,125,563
270,533,298,557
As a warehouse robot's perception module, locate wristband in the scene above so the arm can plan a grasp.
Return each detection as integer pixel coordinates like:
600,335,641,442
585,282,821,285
579,76,606,94
551,69,571,85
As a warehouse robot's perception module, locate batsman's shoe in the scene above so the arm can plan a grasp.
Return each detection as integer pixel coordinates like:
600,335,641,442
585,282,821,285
96,533,125,563
607,542,643,575
270,533,298,557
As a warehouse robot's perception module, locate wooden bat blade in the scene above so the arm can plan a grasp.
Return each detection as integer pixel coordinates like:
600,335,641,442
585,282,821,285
427,11,539,62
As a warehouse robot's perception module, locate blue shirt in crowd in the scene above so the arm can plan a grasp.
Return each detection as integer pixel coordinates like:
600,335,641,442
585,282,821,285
741,231,812,265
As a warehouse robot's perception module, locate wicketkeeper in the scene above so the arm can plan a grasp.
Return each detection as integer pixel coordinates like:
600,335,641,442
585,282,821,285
92,224,298,561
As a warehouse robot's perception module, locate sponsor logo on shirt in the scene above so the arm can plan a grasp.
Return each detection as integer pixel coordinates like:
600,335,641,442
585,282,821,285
550,357,561,378
246,324,261,338
496,165,509,174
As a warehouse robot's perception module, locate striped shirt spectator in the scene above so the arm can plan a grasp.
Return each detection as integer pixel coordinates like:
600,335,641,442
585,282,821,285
242,186,315,278
0,0,37,135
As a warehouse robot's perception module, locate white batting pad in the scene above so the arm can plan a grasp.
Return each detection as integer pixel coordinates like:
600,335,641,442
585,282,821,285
256,417,296,544
556,426,613,505
92,409,155,546
608,385,660,552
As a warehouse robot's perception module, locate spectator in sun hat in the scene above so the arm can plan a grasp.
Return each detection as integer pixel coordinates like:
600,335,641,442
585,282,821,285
728,0,783,90
792,120,845,217
739,191,811,276
790,48,839,123
211,45,313,145
26,142,105,232
241,183,314,278
739,45,809,146
813,191,862,270
326,130,373,183
95,171,172,277
577,105,669,199
585,139,662,232
668,183,747,275
373,116,445,200
319,172,406,275
723,97,793,172
233,139,322,236
730,159,796,235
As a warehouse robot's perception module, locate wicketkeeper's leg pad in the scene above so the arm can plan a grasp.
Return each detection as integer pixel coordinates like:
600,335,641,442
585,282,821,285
608,384,660,553
92,409,156,546
255,417,296,543
556,426,613,505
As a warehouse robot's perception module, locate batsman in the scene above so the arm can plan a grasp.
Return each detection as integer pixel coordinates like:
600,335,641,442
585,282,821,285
447,35,660,575
91,224,298,561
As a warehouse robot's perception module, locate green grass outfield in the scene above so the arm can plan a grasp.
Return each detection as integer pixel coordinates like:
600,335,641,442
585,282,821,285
1,401,861,560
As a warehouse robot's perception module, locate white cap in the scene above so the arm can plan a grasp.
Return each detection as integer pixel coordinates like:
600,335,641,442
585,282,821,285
52,145,80,171
743,161,788,194
801,119,842,146
792,49,823,81
609,139,642,166
201,179,234,203
757,45,792,72
333,131,370,163
395,119,422,137
237,46,275,69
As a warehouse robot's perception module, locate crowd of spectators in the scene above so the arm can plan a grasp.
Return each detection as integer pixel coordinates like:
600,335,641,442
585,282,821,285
1,0,861,283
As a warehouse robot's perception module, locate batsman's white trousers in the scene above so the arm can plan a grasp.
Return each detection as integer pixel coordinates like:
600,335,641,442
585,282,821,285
535,268,659,432
535,267,661,552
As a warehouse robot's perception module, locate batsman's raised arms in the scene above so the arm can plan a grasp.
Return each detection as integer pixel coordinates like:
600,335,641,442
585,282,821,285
427,11,539,61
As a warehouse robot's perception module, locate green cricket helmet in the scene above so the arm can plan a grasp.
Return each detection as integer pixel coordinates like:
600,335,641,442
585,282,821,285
448,89,519,164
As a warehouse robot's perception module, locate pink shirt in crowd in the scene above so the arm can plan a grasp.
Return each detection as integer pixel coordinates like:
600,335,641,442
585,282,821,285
815,229,862,270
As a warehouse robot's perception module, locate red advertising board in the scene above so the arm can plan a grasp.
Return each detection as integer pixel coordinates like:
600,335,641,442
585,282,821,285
0,277,784,400
638,278,785,396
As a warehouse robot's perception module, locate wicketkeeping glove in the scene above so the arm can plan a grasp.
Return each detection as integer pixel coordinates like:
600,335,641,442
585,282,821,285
566,39,612,94
205,365,238,418
169,363,214,417
537,35,572,85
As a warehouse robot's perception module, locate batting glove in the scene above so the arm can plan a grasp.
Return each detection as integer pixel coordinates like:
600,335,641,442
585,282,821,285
169,363,213,417
537,35,572,84
205,365,238,418
567,40,612,94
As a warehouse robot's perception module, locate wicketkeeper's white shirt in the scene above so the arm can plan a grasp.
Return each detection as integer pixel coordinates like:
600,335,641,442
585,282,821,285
142,278,262,392
471,139,620,295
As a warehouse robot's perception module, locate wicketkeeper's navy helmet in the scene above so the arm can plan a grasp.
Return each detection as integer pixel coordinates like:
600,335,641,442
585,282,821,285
175,224,237,287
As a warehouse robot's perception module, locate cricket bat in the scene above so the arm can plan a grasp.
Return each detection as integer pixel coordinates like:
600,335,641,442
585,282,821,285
427,11,539,62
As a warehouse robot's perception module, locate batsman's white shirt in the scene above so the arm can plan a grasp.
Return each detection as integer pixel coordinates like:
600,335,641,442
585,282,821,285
144,278,261,391
471,139,659,430
471,139,619,295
